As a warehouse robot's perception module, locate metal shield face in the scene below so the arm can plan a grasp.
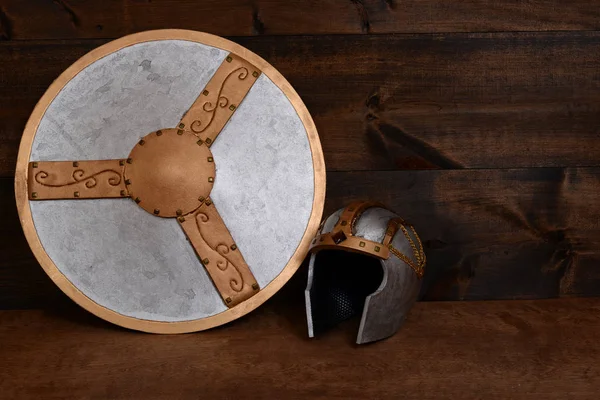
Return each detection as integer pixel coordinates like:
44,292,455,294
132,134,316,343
15,30,325,333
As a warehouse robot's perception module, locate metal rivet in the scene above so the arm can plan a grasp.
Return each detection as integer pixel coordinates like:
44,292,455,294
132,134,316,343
197,139,203,146
225,297,232,303
205,199,212,206
198,196,205,202
31,192,38,199
156,130,162,136
120,190,126,196
375,246,381,252
154,209,160,215
231,244,237,251
252,283,259,290
208,177,214,183
202,90,209,96
341,221,348,226
229,105,236,111
359,241,366,247
32,162,38,168
127,158,132,164
177,129,184,135
178,123,185,129
178,216,185,222
119,160,125,166
176,209,182,216
226,56,232,63
74,191,80,198
203,258,210,265
73,161,79,167
252,71,259,78
139,139,145,145
135,197,141,203
205,138,212,145
207,157,213,162
125,179,131,185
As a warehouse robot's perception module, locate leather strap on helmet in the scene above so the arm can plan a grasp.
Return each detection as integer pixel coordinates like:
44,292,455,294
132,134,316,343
309,201,390,259
310,202,426,279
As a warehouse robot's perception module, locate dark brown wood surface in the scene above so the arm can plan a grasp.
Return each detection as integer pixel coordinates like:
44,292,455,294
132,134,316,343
2,32,600,176
1,0,599,39
2,295,600,399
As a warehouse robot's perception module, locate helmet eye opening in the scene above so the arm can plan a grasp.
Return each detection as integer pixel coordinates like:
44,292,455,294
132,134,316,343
308,250,383,337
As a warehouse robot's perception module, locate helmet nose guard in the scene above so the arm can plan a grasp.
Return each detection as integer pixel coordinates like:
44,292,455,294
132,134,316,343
305,201,426,344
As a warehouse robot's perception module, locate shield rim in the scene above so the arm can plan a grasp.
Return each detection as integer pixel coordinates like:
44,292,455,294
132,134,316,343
14,29,326,333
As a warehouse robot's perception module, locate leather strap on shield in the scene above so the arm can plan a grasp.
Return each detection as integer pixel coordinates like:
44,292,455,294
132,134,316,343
178,53,261,146
28,160,128,200
178,199,260,307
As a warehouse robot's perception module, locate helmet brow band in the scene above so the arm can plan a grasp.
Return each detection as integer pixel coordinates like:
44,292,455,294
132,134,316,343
309,201,390,259
310,203,426,279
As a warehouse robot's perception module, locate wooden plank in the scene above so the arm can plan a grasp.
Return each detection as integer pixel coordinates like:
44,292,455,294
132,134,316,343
1,0,599,39
3,167,600,308
1,297,600,399
1,32,600,176
326,168,600,301
0,178,63,309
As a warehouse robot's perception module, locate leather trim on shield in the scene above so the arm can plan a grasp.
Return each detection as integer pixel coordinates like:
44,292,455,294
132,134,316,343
178,199,260,308
28,160,128,200
178,53,261,146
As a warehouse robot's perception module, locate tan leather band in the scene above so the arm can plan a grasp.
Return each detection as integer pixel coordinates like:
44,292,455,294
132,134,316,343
310,233,390,259
333,201,386,236
178,198,260,308
28,160,128,200
310,201,389,259
178,53,261,146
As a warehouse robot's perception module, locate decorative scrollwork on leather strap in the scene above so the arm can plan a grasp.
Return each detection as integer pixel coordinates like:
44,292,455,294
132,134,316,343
28,160,128,200
178,199,260,307
179,53,261,146
195,211,245,293
35,169,122,188
190,67,250,135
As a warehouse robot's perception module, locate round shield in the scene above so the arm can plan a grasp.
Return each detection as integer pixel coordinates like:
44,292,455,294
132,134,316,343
15,30,325,333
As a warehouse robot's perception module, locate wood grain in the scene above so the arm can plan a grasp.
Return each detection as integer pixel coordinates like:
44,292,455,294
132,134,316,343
0,178,62,309
1,0,599,39
3,166,600,308
1,32,600,176
1,297,599,399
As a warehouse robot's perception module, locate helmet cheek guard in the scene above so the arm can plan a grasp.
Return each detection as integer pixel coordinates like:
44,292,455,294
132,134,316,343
305,202,426,344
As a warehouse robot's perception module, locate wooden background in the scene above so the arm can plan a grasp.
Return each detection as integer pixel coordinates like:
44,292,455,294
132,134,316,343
1,0,599,309
1,1,600,399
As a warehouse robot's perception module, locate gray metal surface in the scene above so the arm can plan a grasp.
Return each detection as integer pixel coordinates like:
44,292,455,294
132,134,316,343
357,226,421,344
306,206,422,344
29,40,315,322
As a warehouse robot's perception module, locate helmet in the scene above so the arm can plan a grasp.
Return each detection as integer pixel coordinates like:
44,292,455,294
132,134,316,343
305,201,426,344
